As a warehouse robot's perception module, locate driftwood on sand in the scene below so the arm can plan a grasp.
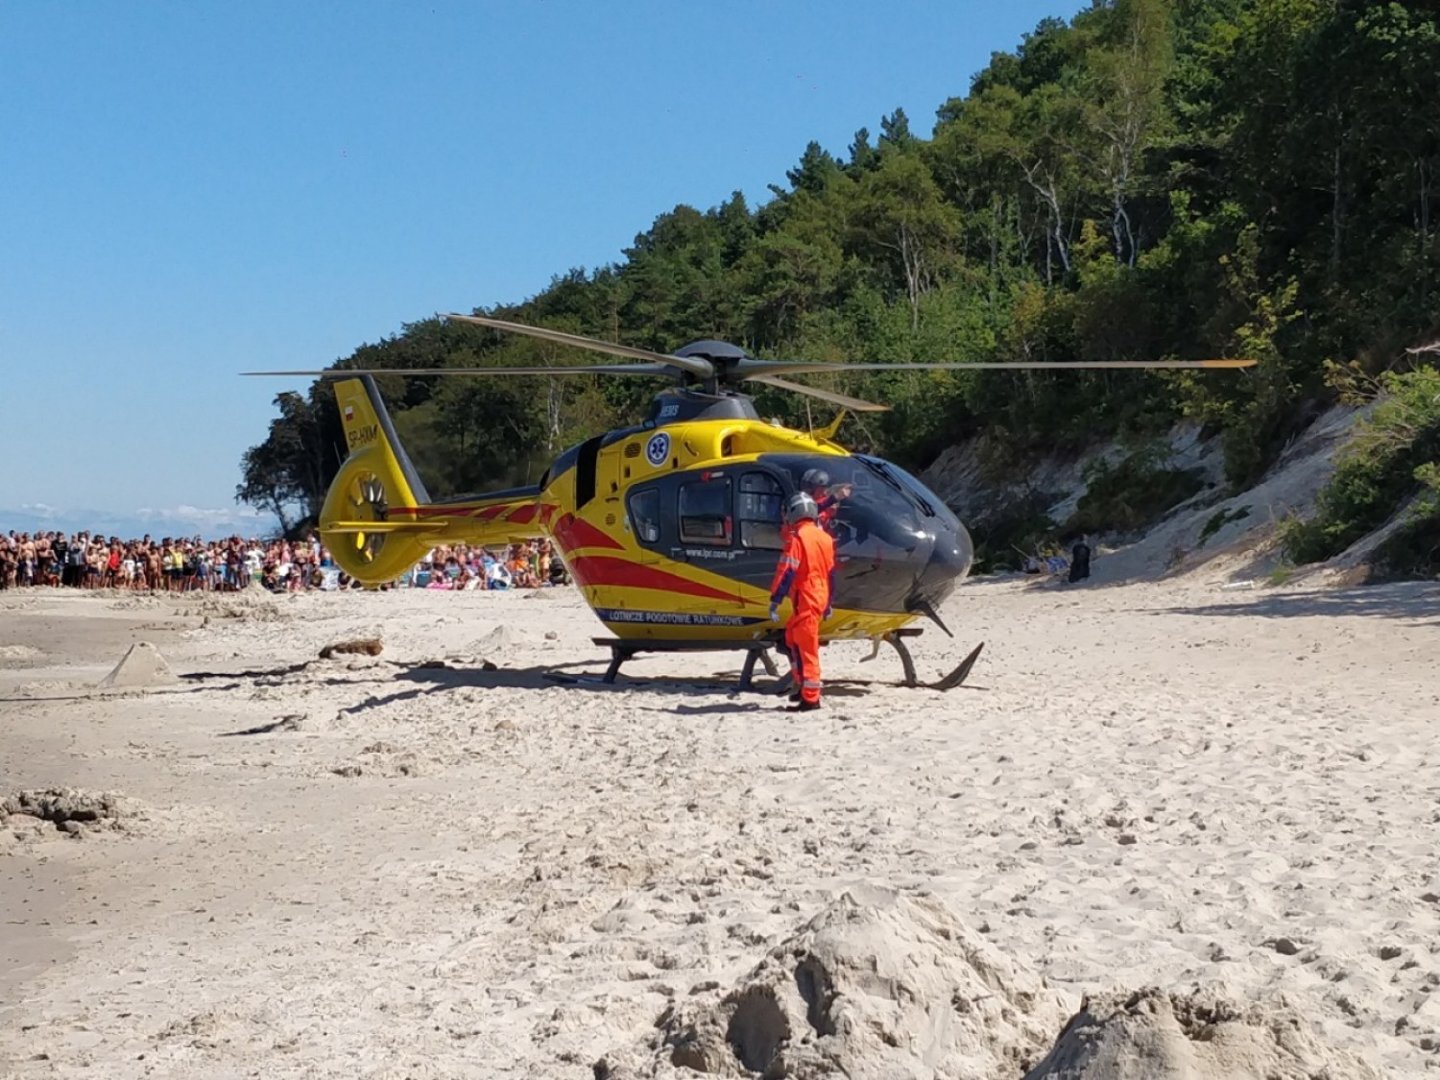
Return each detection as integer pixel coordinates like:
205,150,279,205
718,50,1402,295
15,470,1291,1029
318,638,383,659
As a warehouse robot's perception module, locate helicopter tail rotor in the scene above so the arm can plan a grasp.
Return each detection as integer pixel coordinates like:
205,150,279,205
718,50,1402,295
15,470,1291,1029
320,377,439,584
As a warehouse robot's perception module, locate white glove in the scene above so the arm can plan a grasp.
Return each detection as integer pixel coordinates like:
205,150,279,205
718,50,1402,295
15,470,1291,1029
769,604,780,622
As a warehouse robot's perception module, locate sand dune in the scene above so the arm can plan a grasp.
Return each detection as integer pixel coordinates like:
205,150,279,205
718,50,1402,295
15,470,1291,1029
1,577,1436,1077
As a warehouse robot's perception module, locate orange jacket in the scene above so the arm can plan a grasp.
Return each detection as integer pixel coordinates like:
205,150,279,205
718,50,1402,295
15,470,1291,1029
769,518,836,617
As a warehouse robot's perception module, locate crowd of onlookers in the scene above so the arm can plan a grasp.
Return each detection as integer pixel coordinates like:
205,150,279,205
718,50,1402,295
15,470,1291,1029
404,540,568,590
0,531,569,593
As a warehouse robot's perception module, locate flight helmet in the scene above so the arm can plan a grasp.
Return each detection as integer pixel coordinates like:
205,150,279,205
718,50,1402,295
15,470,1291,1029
784,492,819,524
801,468,830,492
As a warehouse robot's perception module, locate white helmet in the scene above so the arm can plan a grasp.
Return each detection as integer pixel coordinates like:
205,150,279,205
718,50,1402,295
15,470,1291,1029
784,492,819,524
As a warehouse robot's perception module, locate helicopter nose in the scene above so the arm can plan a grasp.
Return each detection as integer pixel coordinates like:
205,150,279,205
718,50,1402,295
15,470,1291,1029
914,521,974,605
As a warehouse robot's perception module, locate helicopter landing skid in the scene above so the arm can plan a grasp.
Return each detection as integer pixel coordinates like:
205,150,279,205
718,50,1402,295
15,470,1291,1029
860,629,986,691
591,637,781,691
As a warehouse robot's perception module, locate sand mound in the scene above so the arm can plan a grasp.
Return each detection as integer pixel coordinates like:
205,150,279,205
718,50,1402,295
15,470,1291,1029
2,787,135,838
473,625,518,652
98,641,176,689
601,886,1071,1079
181,589,291,622
108,593,164,611
1023,986,1383,1080
0,643,43,665
13,678,88,699
598,894,1381,1079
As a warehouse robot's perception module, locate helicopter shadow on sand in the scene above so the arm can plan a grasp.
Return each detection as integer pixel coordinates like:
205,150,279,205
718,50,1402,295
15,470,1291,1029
140,658,895,723
0,651,983,713
335,654,955,718
337,662,762,717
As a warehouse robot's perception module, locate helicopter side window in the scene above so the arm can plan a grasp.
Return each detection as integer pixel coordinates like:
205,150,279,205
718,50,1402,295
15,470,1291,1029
678,476,732,546
628,487,661,544
737,472,784,550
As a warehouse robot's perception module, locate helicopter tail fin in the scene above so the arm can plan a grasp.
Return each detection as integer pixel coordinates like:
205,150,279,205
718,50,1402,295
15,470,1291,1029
332,376,431,505
320,376,439,584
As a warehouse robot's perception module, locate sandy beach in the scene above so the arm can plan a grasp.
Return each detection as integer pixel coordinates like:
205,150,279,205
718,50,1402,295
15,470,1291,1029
1,576,1437,1077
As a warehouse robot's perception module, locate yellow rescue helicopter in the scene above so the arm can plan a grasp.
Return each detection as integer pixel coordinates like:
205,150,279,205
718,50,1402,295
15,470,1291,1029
251,315,1253,690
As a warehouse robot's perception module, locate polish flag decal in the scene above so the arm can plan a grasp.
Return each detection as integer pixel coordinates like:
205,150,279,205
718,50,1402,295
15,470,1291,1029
343,405,355,422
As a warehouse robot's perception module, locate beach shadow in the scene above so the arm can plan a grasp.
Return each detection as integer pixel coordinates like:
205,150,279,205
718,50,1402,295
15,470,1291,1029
2,660,985,710
636,678,982,713
663,701,770,716
179,662,315,681
338,662,589,715
832,676,990,694
334,658,904,715
339,660,754,715
1156,582,1440,625
218,716,305,737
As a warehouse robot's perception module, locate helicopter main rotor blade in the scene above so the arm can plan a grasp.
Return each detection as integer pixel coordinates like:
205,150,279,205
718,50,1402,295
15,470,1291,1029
737,357,1256,376
241,363,680,378
746,374,890,413
444,313,715,378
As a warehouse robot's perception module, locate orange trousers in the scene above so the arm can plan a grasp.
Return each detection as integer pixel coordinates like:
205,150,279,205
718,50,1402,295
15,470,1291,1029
784,610,823,705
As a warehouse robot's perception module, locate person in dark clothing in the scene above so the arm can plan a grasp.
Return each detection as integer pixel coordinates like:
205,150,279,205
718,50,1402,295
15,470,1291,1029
1068,537,1092,583
53,534,72,587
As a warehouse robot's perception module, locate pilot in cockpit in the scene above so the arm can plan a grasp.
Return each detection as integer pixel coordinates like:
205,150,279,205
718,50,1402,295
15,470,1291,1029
800,468,852,534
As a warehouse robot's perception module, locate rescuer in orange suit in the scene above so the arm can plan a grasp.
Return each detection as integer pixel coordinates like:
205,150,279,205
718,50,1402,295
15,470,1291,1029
769,492,836,712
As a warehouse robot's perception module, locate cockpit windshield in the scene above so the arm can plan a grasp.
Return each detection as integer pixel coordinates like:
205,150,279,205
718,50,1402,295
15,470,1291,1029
767,454,928,552
857,455,962,534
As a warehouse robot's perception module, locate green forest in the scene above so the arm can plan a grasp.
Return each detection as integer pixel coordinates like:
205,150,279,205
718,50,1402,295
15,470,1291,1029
239,0,1440,574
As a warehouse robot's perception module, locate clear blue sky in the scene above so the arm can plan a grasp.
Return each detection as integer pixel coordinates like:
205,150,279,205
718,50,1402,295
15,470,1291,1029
1,0,1085,532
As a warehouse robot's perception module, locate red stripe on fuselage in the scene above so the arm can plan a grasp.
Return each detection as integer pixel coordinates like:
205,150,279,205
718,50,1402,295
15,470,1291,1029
567,555,741,604
552,512,622,552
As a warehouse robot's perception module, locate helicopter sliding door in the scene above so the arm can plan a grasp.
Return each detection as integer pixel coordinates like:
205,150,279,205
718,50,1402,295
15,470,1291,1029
599,472,749,633
617,466,790,613
630,466,794,593
668,466,790,595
